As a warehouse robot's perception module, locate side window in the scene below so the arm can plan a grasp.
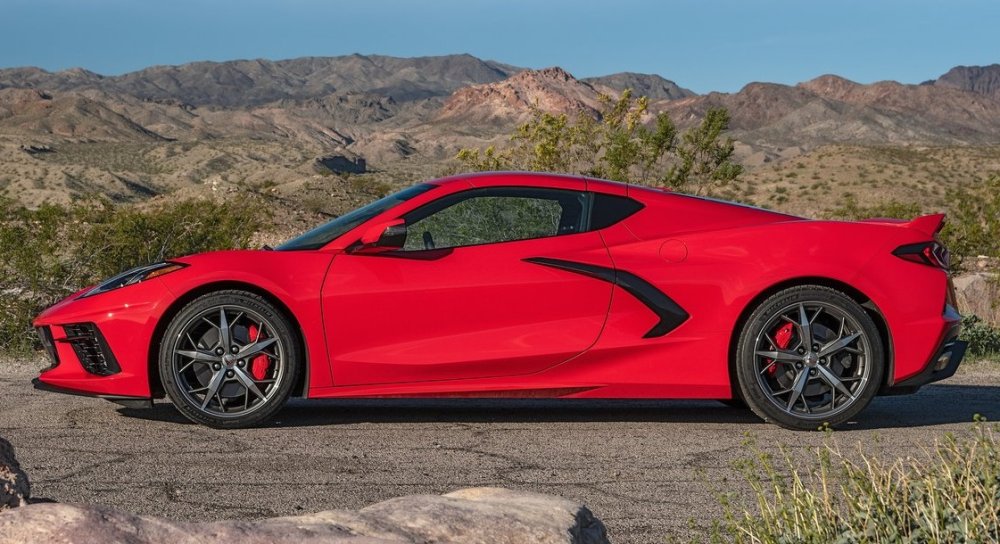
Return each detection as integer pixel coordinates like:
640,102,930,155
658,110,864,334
402,188,587,251
590,193,644,230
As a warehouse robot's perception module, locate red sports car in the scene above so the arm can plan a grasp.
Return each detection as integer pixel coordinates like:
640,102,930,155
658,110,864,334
33,172,965,430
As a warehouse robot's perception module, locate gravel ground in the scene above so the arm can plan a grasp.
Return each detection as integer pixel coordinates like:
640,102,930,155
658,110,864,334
2,360,998,543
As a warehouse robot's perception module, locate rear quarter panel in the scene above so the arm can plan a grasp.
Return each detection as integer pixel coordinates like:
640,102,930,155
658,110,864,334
587,191,948,392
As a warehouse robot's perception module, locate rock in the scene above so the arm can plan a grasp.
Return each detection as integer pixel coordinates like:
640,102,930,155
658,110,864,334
18,144,54,155
0,436,30,510
315,154,367,174
0,487,609,544
953,272,1000,324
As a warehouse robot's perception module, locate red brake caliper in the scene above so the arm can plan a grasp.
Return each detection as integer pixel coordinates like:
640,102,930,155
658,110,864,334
247,324,272,381
768,322,795,375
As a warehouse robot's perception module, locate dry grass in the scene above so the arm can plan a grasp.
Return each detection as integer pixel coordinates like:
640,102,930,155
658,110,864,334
707,418,1000,543
738,144,1000,218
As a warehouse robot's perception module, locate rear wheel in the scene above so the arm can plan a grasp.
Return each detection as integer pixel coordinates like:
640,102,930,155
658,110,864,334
158,290,300,428
735,286,883,430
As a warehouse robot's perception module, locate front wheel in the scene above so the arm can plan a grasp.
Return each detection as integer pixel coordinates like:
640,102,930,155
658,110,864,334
158,290,301,428
735,286,884,430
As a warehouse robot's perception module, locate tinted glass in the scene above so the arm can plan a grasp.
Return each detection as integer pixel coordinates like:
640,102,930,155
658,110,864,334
277,183,435,250
402,188,587,251
590,193,644,230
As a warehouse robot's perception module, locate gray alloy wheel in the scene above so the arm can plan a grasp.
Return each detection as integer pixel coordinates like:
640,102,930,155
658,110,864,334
736,285,884,430
159,290,300,428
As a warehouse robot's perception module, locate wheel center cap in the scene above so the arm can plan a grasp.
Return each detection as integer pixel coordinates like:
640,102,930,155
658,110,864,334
223,354,236,366
804,352,819,367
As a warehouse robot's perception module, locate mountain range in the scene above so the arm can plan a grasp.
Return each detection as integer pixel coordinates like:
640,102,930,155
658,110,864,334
1,54,999,207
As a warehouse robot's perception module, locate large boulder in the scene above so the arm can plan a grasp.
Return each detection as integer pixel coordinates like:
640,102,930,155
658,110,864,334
0,487,609,544
0,436,30,510
953,271,1000,324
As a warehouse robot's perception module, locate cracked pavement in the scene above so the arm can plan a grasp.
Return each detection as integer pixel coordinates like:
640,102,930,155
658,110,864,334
2,360,998,543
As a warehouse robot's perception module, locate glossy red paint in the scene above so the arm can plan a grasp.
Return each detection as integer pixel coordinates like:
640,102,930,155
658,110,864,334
34,172,961,406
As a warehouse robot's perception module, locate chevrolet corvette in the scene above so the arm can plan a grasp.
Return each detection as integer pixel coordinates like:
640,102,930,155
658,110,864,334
33,172,965,430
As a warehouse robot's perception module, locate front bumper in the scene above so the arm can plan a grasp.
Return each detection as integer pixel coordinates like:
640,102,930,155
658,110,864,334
31,377,153,408
33,278,175,399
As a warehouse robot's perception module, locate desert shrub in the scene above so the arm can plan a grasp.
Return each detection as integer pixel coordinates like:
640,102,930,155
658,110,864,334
941,175,1000,263
824,176,1000,268
0,293,44,355
455,90,742,195
823,195,923,221
962,315,1000,358
708,419,1000,543
0,197,267,354
73,199,263,280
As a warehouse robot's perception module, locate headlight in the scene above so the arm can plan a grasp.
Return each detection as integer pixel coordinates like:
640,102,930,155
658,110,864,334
79,262,187,299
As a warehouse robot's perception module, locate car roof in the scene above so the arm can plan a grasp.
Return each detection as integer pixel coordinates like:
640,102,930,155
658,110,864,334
429,171,653,194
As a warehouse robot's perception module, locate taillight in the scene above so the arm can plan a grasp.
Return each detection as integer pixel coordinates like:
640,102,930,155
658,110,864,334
893,241,950,269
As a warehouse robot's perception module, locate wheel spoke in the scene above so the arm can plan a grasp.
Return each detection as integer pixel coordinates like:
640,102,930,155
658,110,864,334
237,337,278,359
233,367,267,400
797,303,813,349
201,370,227,410
817,365,856,400
219,308,231,352
185,332,203,350
785,370,811,411
755,349,803,362
176,349,220,363
819,332,861,357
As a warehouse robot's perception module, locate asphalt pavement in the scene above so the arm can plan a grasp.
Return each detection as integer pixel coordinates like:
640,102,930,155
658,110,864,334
2,360,998,543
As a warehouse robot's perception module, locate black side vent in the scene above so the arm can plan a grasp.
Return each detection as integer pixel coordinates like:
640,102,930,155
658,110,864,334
36,326,60,370
60,323,121,376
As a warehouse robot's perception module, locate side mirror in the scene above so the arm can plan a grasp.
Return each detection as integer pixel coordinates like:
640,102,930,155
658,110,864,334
352,219,406,253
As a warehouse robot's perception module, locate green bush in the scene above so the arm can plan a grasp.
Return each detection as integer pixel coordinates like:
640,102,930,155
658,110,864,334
456,90,742,195
824,175,1000,268
708,419,1000,543
0,197,267,355
941,176,1000,264
962,315,1000,358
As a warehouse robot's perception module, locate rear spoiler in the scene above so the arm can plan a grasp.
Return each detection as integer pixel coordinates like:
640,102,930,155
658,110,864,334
859,213,945,237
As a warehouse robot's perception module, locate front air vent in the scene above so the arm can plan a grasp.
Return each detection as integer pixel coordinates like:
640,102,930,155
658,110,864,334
36,326,60,370
60,323,121,376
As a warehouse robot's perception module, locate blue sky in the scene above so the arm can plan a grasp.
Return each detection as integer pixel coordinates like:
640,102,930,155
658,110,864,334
3,0,999,93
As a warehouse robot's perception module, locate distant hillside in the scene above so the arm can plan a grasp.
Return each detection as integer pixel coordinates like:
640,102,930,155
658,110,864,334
436,67,605,125
661,73,1000,148
933,64,1000,99
3,53,1000,209
582,72,695,100
0,54,522,107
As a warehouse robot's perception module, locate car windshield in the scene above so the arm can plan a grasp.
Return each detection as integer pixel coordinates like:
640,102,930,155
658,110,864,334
277,183,436,250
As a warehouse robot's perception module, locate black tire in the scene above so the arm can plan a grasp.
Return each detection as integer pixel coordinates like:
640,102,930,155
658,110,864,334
158,290,300,428
735,285,884,430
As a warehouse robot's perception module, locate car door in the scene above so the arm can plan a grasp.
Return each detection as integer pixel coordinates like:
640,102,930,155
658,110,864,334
322,185,614,386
